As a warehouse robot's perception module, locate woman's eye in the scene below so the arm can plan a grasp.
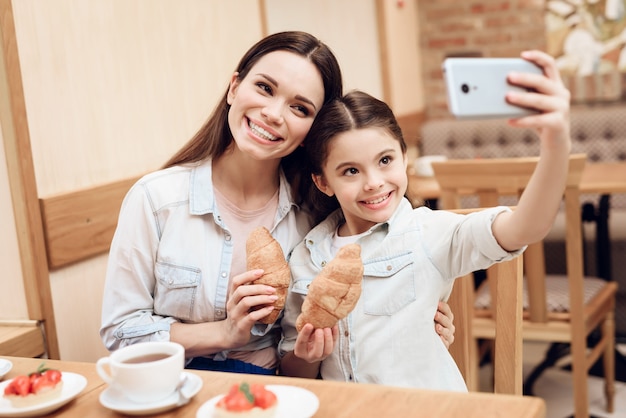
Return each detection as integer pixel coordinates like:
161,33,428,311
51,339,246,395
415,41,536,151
380,156,392,165
256,82,273,95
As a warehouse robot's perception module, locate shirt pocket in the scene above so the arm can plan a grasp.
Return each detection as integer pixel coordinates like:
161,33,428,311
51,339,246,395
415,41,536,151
362,252,416,316
154,262,201,321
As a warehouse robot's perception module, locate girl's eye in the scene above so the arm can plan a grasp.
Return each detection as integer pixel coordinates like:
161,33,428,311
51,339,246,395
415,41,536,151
292,104,310,116
343,167,359,176
380,156,392,166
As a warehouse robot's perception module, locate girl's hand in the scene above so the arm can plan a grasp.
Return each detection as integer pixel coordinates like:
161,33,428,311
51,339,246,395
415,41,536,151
222,269,278,348
293,323,338,363
506,50,571,147
435,301,455,349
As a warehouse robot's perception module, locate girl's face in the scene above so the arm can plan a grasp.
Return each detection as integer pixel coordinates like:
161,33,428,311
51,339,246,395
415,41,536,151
313,127,408,235
227,50,325,162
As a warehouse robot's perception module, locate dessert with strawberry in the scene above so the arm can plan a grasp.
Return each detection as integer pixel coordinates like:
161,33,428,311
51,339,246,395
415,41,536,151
214,382,277,418
3,363,63,408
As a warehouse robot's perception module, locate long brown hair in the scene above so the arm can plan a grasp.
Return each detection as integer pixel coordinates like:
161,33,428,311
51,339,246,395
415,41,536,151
303,90,407,223
163,31,343,204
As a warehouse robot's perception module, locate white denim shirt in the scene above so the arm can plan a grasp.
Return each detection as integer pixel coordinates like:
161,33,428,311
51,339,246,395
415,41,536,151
280,198,523,392
100,159,311,360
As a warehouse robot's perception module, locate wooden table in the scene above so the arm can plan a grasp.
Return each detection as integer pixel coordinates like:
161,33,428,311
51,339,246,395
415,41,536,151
408,161,626,202
1,356,546,418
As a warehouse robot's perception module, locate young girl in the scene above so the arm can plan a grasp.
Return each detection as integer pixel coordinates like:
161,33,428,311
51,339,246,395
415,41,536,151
279,50,572,390
100,31,455,375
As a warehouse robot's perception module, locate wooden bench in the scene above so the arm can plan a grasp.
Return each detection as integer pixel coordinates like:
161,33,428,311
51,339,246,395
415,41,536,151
0,320,46,358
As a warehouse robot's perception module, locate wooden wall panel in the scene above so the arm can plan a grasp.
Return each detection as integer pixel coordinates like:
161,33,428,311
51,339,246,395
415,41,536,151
10,0,264,361
263,0,383,99
40,177,140,269
378,0,423,115
49,256,110,362
13,0,263,196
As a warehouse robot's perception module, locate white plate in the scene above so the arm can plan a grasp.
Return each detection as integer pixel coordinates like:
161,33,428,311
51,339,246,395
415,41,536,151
99,371,203,416
0,360,11,380
0,372,87,417
196,384,319,418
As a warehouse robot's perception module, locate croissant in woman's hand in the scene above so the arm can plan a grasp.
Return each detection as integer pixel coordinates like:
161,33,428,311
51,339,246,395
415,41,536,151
246,226,291,324
296,244,363,331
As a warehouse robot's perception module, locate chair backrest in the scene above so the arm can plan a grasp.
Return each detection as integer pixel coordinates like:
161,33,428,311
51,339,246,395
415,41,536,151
446,207,524,394
431,153,587,394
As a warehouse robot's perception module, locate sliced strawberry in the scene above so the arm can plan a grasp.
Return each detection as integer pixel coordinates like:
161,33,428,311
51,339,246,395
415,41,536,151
4,375,30,396
218,390,255,411
42,369,62,385
3,364,62,398
30,374,57,395
28,372,41,384
250,384,277,409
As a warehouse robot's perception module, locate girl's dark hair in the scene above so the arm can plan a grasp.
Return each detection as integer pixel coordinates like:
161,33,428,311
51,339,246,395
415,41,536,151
163,31,343,204
303,90,407,223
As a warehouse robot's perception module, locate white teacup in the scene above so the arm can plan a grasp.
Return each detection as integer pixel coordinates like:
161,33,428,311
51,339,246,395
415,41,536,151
96,341,184,404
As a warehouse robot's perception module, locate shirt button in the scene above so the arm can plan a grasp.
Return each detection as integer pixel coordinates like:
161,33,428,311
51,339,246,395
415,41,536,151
169,279,174,284
221,271,227,278
225,234,231,241
321,261,327,267
344,330,349,337
307,239,314,245
386,265,392,271
216,310,223,316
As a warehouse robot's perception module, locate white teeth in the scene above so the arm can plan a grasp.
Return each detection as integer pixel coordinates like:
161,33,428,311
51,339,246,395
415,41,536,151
365,194,388,205
249,121,279,141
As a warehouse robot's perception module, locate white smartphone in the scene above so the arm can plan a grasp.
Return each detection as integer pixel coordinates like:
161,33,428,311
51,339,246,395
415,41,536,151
442,57,543,119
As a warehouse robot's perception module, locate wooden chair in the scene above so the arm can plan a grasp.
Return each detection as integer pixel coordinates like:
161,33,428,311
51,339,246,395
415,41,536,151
432,154,617,418
445,207,524,395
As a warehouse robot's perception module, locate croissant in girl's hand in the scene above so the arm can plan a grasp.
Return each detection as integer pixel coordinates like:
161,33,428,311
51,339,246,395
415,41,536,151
296,244,363,331
246,226,291,324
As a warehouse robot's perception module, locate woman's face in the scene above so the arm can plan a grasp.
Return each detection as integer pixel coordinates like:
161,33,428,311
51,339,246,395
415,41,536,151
227,50,325,162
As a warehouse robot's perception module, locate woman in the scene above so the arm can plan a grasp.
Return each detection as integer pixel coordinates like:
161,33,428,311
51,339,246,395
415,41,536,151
100,31,454,375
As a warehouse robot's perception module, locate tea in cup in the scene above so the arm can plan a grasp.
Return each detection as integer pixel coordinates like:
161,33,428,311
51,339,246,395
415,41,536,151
96,341,184,403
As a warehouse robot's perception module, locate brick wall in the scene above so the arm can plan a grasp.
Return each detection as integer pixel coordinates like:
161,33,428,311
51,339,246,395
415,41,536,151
418,0,548,119
417,0,626,119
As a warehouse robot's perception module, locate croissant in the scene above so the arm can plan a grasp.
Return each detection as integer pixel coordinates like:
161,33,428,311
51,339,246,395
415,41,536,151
246,226,291,324
296,243,363,331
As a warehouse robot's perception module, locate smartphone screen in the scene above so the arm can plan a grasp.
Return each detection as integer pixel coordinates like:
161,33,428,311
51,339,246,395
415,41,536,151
442,58,543,119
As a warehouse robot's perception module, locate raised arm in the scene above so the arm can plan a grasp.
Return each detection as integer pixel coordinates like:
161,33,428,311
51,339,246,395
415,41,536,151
491,50,572,251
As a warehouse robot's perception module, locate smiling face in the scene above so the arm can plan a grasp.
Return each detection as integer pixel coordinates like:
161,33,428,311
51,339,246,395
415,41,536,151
313,127,408,235
226,50,325,163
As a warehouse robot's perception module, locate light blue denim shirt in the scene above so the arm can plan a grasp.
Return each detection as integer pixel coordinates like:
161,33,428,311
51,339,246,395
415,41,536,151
100,159,311,360
280,198,523,391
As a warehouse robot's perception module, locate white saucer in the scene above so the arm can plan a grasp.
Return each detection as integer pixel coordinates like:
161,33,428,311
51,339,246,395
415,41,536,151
0,372,87,417
0,360,11,380
99,371,202,416
196,384,319,418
